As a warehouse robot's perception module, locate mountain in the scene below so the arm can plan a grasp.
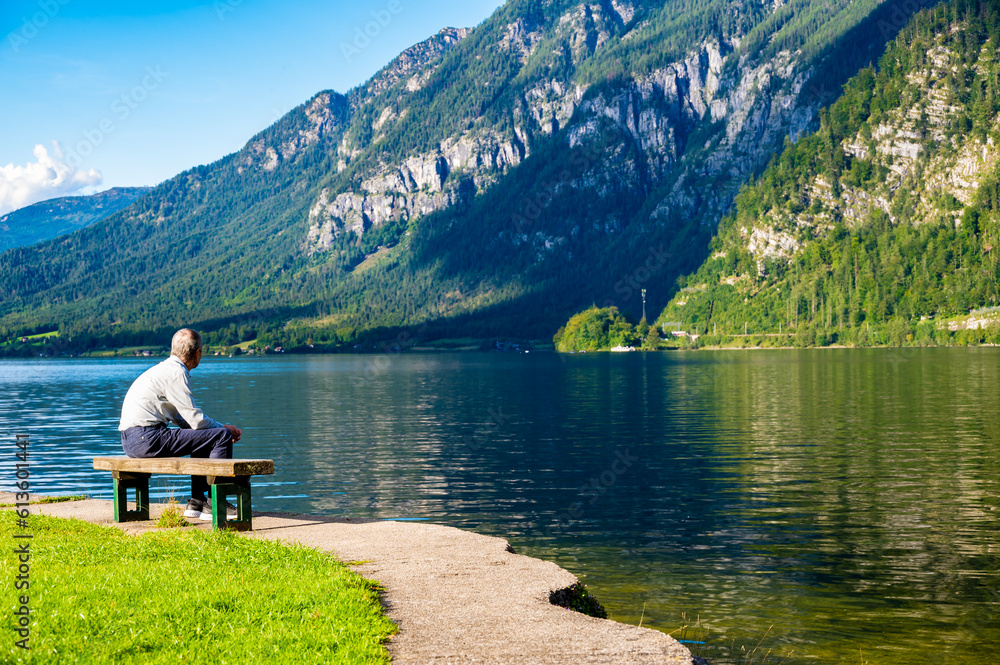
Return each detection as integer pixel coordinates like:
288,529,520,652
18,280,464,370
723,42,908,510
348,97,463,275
655,0,1000,348
0,187,151,253
0,0,936,350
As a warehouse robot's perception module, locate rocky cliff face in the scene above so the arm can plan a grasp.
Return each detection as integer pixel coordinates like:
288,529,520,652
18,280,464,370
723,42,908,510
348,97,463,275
237,92,350,175
571,38,818,221
303,127,530,253
298,4,831,260
655,3,1000,339
739,35,999,275
363,27,472,98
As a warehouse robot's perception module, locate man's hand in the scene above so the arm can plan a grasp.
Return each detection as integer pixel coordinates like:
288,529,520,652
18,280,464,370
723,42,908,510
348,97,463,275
225,424,242,442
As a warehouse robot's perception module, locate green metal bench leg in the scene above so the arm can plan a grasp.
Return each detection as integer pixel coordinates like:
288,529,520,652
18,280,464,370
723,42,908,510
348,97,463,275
208,476,252,531
112,471,150,522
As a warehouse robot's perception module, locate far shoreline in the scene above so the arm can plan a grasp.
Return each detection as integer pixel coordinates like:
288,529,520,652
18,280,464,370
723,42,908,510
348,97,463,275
4,340,1000,359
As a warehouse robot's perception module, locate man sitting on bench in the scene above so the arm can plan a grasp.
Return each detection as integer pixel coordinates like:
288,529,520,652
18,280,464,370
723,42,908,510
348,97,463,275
119,328,242,520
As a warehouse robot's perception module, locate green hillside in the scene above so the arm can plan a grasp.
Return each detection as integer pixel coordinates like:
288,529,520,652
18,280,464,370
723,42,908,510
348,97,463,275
652,0,1000,348
0,0,935,354
0,187,150,253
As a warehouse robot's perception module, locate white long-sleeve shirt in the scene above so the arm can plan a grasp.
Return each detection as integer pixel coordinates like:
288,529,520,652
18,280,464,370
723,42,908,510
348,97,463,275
119,356,225,431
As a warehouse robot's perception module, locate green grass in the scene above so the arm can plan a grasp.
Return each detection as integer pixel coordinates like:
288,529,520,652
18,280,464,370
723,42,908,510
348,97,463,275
0,496,89,508
155,501,191,529
36,495,88,504
0,512,396,664
77,347,166,358
24,331,59,340
0,330,59,348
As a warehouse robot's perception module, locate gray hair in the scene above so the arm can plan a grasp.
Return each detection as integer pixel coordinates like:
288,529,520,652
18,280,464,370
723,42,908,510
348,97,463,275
171,328,203,363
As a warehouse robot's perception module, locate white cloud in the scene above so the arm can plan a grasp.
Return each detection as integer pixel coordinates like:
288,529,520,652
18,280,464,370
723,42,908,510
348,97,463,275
0,142,103,216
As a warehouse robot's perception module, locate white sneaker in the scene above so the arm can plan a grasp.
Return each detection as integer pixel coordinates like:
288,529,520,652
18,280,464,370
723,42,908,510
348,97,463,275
200,501,237,520
183,498,205,518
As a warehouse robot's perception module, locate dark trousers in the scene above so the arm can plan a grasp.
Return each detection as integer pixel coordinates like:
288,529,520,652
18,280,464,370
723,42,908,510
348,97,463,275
121,425,233,500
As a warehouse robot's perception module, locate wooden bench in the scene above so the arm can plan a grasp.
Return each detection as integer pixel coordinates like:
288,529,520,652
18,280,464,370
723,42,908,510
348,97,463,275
92,457,275,531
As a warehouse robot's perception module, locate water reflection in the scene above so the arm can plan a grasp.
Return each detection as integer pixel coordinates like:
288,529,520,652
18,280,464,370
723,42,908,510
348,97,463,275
1,350,998,664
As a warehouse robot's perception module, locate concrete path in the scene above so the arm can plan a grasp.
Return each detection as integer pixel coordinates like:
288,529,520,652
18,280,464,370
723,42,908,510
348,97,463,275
20,496,698,665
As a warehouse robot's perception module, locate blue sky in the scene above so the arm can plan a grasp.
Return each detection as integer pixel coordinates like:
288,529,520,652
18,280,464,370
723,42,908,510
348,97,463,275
0,0,504,215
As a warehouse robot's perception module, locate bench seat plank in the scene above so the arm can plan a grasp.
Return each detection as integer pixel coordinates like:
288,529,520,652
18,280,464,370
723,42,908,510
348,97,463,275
93,456,274,477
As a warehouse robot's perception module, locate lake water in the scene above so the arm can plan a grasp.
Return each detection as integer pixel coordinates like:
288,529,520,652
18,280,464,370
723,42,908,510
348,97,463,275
1,349,997,664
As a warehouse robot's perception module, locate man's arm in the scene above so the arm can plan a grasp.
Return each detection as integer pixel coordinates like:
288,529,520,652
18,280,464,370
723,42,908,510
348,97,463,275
161,367,226,430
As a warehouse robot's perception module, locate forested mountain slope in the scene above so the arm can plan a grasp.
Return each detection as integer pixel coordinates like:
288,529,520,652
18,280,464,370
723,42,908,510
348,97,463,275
0,187,150,253
0,0,935,350
656,0,1000,347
